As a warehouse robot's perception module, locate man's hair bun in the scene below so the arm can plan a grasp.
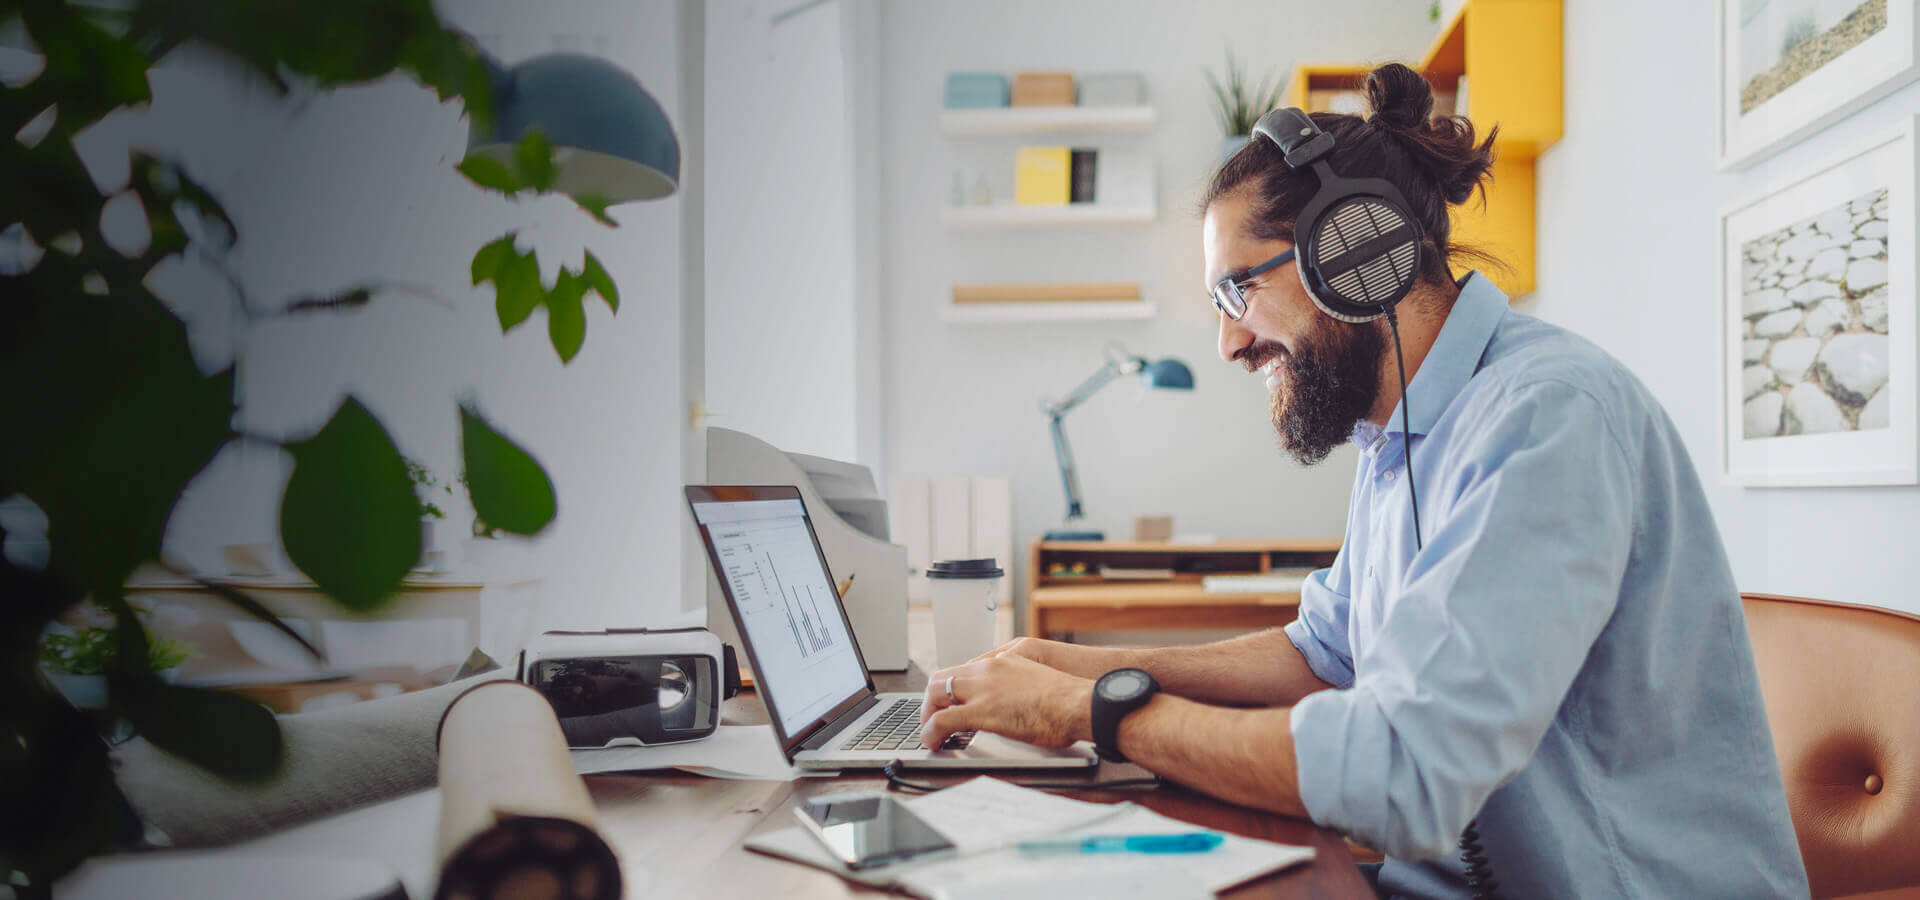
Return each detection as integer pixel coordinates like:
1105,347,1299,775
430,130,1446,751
1364,63,1433,130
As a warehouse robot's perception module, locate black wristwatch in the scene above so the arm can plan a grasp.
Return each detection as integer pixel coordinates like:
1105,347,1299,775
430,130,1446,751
1090,668,1159,763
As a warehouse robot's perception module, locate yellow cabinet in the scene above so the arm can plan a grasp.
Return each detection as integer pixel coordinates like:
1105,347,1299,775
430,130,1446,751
1283,0,1562,298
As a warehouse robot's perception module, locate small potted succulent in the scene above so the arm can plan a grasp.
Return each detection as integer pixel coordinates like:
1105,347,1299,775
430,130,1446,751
1205,50,1287,162
40,611,194,710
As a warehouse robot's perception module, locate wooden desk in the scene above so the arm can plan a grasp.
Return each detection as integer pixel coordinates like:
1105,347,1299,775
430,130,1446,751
582,668,1371,898
1027,539,1341,641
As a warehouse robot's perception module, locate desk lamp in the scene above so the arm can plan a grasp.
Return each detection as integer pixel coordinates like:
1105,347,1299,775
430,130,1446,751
468,51,681,202
1042,344,1194,541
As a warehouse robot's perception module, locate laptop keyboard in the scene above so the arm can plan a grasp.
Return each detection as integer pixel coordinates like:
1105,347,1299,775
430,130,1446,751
840,698,976,752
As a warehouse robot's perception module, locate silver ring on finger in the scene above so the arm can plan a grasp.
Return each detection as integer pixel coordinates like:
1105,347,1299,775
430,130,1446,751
944,675,957,704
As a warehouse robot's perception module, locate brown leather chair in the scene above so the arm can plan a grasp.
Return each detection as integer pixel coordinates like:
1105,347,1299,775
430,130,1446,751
1743,593,1920,899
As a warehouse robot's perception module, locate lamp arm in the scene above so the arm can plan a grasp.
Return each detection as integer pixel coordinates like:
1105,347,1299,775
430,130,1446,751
1048,412,1086,521
1046,358,1140,418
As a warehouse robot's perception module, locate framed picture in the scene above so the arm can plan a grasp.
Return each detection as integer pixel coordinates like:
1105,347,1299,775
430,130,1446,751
1717,0,1919,169
1719,116,1915,486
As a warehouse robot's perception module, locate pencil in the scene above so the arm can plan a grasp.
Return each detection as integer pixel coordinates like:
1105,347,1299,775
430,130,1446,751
837,573,856,598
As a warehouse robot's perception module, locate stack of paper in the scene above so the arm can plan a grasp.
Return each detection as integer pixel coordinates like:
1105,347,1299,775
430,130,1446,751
746,777,1314,898
571,724,798,781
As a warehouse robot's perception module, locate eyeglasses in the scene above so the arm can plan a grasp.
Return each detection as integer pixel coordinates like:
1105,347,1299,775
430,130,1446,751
1209,247,1296,321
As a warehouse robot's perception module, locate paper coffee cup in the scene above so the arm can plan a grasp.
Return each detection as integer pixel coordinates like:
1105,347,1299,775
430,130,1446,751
926,558,1003,669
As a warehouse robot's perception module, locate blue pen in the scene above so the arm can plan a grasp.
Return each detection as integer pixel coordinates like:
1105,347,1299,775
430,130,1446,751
1016,832,1225,854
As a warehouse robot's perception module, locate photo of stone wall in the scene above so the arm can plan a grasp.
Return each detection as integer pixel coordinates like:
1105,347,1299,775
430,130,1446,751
1740,187,1890,439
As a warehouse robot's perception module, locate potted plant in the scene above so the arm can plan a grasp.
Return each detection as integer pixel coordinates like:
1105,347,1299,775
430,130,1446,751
1205,50,1287,162
407,458,457,572
40,613,194,711
1,2,671,892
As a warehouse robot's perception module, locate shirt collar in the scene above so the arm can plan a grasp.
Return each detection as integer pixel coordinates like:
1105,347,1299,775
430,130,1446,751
1380,270,1508,438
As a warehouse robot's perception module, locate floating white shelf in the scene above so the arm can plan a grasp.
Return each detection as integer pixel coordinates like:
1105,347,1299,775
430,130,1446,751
940,301,1158,324
939,106,1156,135
940,204,1156,228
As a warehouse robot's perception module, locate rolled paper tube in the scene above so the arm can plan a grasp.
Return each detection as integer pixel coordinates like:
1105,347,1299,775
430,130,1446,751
434,681,620,900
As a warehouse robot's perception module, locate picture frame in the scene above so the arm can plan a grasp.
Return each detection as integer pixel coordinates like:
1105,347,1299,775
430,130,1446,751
1718,115,1916,486
1716,0,1919,170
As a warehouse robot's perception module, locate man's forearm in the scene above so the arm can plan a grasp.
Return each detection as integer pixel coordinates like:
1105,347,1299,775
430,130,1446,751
1130,628,1332,706
1113,693,1308,819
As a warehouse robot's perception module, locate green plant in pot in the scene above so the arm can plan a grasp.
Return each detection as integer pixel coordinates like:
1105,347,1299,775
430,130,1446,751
1205,49,1287,162
0,1,678,893
40,610,194,711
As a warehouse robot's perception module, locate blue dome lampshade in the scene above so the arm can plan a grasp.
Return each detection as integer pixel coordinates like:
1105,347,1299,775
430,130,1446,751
469,53,681,203
1140,358,1195,390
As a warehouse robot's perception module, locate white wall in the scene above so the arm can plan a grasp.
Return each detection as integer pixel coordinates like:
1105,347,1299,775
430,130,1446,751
874,1,1438,611
703,0,868,463
1527,0,1920,614
143,1,699,633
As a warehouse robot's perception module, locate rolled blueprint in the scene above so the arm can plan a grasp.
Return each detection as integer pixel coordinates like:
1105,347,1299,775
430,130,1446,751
434,681,620,900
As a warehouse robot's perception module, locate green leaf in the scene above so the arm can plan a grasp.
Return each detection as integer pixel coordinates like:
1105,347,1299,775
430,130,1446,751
456,153,518,194
115,676,282,779
399,29,495,130
493,248,542,332
460,404,555,536
572,192,617,226
0,278,235,596
280,398,419,612
579,250,619,313
469,234,516,285
514,129,556,192
546,271,587,362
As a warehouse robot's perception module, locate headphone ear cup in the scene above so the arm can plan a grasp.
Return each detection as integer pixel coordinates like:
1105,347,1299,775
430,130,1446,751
1297,193,1422,322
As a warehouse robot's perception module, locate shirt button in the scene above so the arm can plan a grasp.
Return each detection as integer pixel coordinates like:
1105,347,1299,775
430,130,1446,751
1383,468,1398,482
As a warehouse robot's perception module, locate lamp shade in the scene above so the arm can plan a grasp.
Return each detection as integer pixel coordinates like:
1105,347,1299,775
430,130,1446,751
469,53,681,203
1140,358,1195,390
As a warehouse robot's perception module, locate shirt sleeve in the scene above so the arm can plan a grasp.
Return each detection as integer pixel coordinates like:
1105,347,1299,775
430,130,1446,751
1286,567,1356,688
1289,379,1635,861
1284,461,1368,689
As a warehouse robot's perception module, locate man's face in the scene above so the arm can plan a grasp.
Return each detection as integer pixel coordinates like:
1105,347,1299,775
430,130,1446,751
1204,191,1385,466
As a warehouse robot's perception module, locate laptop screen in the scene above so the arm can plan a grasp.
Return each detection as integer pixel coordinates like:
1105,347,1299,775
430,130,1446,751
690,495,868,738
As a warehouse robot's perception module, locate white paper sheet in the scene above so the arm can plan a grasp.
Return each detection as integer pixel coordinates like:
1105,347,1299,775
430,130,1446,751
743,777,1316,898
570,724,797,781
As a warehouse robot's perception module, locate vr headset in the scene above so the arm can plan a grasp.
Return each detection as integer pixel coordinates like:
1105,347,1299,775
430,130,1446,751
518,627,742,749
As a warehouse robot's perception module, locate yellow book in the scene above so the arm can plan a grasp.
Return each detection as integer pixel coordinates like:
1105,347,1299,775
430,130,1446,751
1014,146,1071,206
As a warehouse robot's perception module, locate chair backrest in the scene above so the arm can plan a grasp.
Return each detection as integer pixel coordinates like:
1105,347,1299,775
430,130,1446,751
1742,593,1920,898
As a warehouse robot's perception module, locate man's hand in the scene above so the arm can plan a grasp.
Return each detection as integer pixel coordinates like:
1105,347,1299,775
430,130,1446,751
964,636,1130,681
919,654,1093,749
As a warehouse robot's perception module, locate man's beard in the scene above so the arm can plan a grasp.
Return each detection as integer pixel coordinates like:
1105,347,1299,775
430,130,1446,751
1250,317,1385,466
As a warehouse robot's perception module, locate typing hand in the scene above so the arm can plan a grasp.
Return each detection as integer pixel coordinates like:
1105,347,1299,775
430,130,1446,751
965,636,1128,682
920,654,1093,750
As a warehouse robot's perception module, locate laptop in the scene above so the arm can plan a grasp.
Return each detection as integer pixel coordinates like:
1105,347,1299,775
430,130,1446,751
685,485,1097,771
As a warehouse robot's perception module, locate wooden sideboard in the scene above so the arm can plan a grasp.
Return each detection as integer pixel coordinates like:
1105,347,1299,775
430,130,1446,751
1026,539,1341,641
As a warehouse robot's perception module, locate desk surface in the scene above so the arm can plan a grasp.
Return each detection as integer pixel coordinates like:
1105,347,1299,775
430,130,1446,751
585,667,1369,899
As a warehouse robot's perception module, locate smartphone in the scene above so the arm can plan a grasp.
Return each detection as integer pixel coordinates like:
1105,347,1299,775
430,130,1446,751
794,791,957,870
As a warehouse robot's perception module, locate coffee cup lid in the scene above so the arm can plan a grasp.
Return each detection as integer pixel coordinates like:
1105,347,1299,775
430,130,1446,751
927,558,1003,579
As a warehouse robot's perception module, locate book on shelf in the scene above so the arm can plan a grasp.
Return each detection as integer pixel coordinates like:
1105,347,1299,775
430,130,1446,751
1014,146,1071,206
1069,148,1097,203
1098,565,1174,581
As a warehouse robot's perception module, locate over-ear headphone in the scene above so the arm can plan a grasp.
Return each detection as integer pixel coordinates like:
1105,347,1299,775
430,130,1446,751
1251,107,1423,324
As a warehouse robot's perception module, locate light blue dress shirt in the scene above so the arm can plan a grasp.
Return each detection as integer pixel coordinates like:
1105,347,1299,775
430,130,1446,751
1284,272,1808,898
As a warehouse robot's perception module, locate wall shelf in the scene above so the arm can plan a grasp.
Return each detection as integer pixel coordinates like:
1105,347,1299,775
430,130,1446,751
1282,0,1562,298
940,301,1157,324
940,203,1155,228
939,106,1156,135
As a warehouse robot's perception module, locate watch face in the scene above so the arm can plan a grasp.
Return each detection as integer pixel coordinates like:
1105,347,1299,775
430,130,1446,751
1098,669,1148,702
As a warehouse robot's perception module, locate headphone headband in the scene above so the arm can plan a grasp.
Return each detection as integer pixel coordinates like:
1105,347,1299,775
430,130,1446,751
1251,108,1334,170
